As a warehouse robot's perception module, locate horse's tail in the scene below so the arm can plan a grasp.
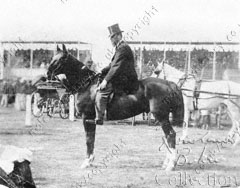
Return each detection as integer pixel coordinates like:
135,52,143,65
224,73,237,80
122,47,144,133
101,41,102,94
171,85,185,127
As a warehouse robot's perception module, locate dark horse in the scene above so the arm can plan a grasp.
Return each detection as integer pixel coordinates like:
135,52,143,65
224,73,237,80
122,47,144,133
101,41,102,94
0,160,36,188
47,44,184,171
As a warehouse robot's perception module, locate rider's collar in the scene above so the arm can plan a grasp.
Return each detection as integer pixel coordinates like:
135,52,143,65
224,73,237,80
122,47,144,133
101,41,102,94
115,40,124,49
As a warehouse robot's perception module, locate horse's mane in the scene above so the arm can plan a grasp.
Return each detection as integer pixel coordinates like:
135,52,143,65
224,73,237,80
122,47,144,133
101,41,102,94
164,63,184,77
64,54,99,93
67,53,85,70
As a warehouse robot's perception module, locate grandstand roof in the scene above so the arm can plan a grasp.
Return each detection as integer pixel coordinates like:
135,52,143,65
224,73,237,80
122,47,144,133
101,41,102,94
0,41,92,51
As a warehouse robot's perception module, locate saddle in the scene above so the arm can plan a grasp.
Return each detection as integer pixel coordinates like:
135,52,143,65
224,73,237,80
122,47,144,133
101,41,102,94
97,73,139,101
107,84,139,106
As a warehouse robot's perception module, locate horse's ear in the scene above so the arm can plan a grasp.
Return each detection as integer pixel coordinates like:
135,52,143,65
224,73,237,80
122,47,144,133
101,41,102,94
62,44,68,54
57,45,61,52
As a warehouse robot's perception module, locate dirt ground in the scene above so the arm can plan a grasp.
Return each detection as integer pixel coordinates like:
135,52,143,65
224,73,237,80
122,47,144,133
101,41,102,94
0,106,240,188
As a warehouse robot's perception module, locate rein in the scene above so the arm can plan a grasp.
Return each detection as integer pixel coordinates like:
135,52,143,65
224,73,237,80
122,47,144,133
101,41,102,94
71,72,99,93
177,74,194,88
50,62,63,80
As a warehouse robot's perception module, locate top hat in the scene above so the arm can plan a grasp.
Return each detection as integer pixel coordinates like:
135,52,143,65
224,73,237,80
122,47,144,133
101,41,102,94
108,24,123,38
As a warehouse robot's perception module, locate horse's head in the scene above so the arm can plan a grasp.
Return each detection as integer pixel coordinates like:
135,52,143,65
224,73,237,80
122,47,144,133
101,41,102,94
153,60,166,77
47,44,67,80
47,44,85,80
47,44,97,92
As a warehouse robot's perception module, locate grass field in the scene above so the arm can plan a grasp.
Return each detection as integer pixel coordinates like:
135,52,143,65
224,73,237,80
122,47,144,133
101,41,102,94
0,107,240,188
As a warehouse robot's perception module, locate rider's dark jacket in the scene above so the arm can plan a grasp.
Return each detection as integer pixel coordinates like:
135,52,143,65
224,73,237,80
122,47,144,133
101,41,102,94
102,41,138,94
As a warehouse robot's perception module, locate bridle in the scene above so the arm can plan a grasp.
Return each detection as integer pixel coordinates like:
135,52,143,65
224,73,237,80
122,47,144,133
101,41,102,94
49,54,99,93
177,73,196,88
49,54,70,80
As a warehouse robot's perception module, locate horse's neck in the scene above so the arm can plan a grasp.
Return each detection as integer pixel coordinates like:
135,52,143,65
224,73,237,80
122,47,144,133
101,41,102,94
164,65,185,83
66,74,79,85
70,73,99,93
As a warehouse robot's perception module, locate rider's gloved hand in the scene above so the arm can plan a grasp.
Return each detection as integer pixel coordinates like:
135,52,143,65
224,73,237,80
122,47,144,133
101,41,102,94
97,79,107,91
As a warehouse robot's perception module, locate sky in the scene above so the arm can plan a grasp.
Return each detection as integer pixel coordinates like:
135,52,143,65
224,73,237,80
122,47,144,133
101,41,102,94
0,0,240,64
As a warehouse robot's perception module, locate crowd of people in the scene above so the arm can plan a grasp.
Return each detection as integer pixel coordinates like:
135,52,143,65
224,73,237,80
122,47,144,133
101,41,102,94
0,78,36,109
4,49,91,69
133,48,239,75
1,46,238,110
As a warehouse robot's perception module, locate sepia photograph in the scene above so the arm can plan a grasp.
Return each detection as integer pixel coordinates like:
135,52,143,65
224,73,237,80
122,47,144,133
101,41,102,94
0,0,240,187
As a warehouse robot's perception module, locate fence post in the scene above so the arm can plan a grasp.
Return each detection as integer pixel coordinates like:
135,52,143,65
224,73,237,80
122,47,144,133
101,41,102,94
238,45,240,69
187,42,191,74
25,94,32,126
69,94,75,121
212,43,216,80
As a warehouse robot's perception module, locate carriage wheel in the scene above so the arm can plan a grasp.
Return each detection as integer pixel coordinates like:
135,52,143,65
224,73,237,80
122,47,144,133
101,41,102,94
59,101,69,119
32,103,44,117
47,107,53,117
59,94,70,119
47,98,59,118
31,96,44,118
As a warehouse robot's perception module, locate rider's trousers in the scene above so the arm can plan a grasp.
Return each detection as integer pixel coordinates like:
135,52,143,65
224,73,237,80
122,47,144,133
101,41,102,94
95,82,113,121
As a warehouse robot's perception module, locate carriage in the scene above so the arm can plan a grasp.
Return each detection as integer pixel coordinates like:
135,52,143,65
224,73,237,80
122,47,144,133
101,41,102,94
31,80,70,119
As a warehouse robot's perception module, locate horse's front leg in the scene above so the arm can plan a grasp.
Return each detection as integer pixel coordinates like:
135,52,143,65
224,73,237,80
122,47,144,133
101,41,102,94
161,119,176,171
216,105,222,129
179,95,189,142
80,114,96,169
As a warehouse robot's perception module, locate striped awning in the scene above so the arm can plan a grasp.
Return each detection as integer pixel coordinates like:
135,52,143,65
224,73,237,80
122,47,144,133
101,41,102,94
0,41,92,51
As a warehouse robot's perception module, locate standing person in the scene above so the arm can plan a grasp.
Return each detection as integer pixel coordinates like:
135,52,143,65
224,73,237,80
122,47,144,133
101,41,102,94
1,80,9,107
18,78,27,110
14,78,21,110
86,24,138,125
85,59,98,72
7,80,15,105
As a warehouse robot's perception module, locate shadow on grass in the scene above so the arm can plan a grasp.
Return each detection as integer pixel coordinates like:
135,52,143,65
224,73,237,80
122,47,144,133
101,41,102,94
0,129,52,136
175,163,240,172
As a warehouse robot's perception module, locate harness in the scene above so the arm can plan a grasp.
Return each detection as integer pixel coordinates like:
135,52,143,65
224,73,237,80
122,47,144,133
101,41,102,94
177,74,200,110
193,79,202,110
64,72,98,94
76,72,98,91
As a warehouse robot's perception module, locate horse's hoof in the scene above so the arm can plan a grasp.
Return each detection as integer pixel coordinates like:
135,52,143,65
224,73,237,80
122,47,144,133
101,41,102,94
80,159,91,169
165,165,175,171
80,158,92,169
89,154,95,162
161,157,169,170
80,154,95,169
165,161,175,171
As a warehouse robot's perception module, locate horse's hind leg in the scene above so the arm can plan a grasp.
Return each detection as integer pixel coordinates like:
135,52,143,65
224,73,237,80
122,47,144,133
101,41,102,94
222,100,240,147
172,97,185,142
161,118,176,171
153,110,176,171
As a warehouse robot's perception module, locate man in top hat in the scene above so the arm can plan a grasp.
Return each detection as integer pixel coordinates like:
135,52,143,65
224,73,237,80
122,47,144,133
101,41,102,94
86,24,138,125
